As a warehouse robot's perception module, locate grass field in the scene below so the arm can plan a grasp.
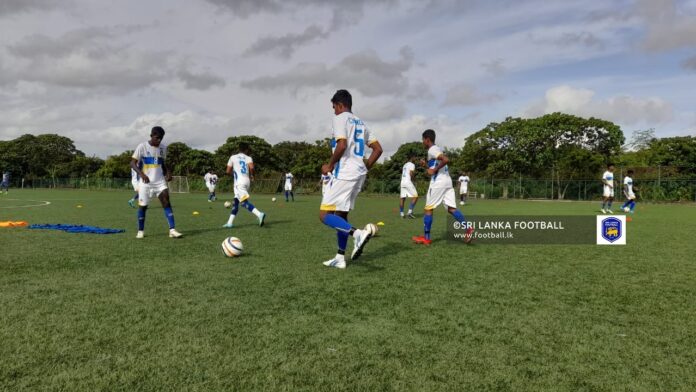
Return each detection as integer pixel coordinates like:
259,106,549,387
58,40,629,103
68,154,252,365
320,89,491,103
1,189,695,391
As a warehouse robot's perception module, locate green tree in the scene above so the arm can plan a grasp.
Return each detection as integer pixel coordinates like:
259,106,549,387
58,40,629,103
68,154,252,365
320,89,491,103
291,139,332,178
272,141,315,172
214,135,277,175
177,149,215,176
96,151,134,178
166,142,192,175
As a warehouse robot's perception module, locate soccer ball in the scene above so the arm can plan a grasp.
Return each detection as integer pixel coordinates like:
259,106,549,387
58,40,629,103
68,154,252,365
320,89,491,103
364,223,378,236
224,201,232,208
272,197,277,202
222,237,243,257
623,207,630,213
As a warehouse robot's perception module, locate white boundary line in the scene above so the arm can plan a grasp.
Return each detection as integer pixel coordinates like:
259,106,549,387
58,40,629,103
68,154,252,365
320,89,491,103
0,199,52,209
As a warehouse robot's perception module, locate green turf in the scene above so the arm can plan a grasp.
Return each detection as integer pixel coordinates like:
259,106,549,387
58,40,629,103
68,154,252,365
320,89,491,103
1,189,695,391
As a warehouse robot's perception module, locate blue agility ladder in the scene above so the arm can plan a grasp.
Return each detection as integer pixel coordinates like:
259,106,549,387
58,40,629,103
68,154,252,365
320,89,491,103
28,224,125,234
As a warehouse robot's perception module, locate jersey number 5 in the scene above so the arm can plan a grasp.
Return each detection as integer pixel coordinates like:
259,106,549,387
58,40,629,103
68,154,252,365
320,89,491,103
354,128,365,157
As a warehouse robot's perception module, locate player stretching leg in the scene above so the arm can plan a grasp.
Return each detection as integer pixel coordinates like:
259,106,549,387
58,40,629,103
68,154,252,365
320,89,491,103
601,163,615,213
399,157,418,218
223,142,266,228
320,90,383,269
621,169,637,213
131,126,183,239
284,172,295,202
412,129,473,245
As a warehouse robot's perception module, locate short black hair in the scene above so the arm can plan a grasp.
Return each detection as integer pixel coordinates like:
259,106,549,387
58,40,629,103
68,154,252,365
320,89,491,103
239,142,250,153
607,163,615,168
151,126,165,138
422,129,436,143
331,89,352,110
627,169,634,175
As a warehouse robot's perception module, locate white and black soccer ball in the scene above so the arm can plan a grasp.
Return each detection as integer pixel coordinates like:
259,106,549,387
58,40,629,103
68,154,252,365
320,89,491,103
364,223,378,236
222,237,243,257
623,207,630,213
224,201,232,208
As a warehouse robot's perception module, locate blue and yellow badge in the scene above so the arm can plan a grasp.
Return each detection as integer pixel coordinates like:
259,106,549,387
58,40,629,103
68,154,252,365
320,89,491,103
596,216,626,245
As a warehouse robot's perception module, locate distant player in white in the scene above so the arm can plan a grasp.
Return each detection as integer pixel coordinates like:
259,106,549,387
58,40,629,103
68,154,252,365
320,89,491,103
128,167,140,208
223,142,266,228
457,173,470,205
412,129,473,245
1,171,10,194
399,157,418,219
284,172,295,202
130,126,182,239
204,169,218,202
601,163,615,213
620,169,637,213
320,89,383,269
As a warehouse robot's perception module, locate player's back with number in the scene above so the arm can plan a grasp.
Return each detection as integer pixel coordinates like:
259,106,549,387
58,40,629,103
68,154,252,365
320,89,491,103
227,153,252,184
331,112,375,180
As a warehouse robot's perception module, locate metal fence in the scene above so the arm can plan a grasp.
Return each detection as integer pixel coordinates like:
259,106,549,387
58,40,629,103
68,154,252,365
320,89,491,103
11,175,696,202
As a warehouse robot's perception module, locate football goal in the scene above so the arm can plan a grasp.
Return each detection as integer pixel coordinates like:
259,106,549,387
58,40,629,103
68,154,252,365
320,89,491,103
169,176,190,193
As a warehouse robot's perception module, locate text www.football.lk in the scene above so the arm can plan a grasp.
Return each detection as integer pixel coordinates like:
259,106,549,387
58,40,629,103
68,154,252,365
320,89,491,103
453,231,514,240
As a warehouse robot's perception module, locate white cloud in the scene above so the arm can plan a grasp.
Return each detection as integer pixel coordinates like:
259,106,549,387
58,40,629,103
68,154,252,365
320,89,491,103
524,85,674,125
443,84,502,107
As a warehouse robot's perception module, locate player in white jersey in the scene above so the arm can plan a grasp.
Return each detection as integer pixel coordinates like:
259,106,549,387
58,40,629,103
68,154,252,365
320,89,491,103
130,126,182,239
601,163,615,213
128,167,140,208
457,173,470,205
204,169,218,202
1,171,10,194
223,142,266,228
620,169,637,213
320,90,383,269
399,157,418,219
412,129,473,245
284,172,295,202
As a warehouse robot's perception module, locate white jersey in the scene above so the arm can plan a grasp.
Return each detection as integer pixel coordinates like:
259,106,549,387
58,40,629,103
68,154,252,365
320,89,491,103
284,173,293,187
227,153,253,185
624,176,633,194
401,162,415,186
458,175,470,189
427,145,453,189
204,173,218,186
602,171,614,187
132,142,167,184
331,111,377,181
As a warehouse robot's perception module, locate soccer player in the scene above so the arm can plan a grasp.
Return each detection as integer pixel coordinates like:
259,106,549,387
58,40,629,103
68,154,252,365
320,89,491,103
457,172,470,205
412,129,474,245
1,171,9,194
130,126,183,239
399,157,418,219
320,89,383,269
128,166,140,208
601,163,615,213
223,142,266,228
204,169,218,202
284,172,295,202
621,169,637,213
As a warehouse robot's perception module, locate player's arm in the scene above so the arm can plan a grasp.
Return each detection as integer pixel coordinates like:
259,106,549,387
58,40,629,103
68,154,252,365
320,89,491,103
163,160,172,182
428,154,449,176
323,139,346,174
248,162,255,181
365,140,383,170
130,158,149,183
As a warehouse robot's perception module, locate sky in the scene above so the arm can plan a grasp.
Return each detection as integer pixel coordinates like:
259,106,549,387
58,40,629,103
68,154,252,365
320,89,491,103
1,0,695,159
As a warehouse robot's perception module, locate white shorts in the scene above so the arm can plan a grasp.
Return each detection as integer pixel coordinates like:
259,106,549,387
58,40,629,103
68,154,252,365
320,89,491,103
400,183,418,198
624,191,636,200
207,185,216,193
425,187,457,210
284,184,293,191
320,176,365,212
234,182,250,202
603,186,614,198
131,178,139,192
138,180,168,206
459,187,468,194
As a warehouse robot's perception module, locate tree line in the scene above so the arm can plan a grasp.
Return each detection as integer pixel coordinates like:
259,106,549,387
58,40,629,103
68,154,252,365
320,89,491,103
1,113,695,186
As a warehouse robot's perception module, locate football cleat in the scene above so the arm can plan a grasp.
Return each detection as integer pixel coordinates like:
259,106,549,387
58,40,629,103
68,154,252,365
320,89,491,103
128,199,136,208
600,209,607,214
222,223,234,228
411,235,432,245
323,258,346,269
169,229,183,238
258,212,266,227
464,227,475,244
607,209,613,214
407,213,416,219
136,230,144,239
351,228,372,260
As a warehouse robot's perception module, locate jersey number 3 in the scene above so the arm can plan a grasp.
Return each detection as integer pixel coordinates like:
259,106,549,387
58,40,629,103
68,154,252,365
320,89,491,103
239,160,247,174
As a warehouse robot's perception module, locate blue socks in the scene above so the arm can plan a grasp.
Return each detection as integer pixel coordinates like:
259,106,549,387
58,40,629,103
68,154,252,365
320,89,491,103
452,209,466,224
323,214,352,233
231,199,240,215
409,201,416,210
337,231,349,252
137,208,146,230
399,205,404,213
163,207,175,229
242,200,255,212
285,191,289,201
424,214,433,240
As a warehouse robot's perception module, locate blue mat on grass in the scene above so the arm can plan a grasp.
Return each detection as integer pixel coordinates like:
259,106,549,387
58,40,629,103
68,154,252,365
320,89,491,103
28,224,125,234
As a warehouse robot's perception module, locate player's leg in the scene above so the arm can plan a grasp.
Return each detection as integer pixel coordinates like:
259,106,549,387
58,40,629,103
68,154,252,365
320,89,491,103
291,188,294,201
413,188,441,244
224,198,240,227
135,184,150,238
399,197,406,218
285,189,289,202
241,197,265,226
462,190,467,204
445,189,474,244
607,193,614,213
158,188,181,237
408,196,418,218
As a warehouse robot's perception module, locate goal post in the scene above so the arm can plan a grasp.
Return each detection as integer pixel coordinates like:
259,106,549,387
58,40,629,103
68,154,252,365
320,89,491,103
169,176,190,193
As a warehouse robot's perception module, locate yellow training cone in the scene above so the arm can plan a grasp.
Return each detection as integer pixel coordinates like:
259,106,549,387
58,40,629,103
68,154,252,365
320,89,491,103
377,222,385,226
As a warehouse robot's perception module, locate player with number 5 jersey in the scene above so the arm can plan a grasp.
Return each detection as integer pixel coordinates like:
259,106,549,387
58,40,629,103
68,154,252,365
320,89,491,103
320,89,383,269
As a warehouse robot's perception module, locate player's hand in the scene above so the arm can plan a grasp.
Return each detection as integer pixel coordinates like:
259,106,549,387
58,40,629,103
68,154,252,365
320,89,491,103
321,164,333,175
419,159,426,167
141,174,150,184
427,168,435,176
165,174,172,182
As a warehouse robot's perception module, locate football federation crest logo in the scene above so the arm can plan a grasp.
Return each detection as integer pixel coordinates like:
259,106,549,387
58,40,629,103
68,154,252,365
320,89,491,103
596,215,626,245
